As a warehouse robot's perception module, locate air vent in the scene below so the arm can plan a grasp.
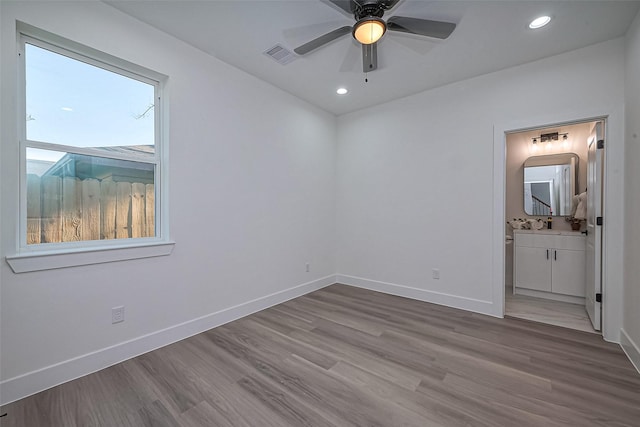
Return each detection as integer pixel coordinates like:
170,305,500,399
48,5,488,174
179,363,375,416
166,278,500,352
264,44,297,65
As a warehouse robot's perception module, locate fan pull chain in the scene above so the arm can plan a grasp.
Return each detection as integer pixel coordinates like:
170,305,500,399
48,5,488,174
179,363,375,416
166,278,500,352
365,72,368,83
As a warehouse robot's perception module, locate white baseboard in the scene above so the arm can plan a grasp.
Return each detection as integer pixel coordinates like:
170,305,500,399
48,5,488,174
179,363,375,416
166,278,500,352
514,288,585,305
0,274,336,406
336,274,496,317
620,328,640,374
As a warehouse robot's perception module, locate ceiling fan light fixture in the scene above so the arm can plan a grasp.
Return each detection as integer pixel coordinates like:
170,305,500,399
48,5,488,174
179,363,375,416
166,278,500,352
353,17,386,45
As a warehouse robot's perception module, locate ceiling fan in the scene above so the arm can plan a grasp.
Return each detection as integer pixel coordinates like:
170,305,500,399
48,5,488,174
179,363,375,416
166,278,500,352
293,0,456,72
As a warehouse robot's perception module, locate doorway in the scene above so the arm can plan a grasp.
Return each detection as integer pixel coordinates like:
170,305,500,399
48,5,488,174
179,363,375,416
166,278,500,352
504,119,604,333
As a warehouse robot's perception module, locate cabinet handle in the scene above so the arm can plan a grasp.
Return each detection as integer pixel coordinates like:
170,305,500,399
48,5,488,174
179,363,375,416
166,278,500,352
546,249,549,260
554,250,557,261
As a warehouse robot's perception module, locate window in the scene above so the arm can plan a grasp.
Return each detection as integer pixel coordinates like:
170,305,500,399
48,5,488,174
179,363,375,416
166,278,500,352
8,26,172,272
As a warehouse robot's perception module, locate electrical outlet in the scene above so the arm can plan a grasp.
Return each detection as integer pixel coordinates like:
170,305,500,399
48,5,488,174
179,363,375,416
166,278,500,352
112,306,125,324
432,269,440,280
305,262,310,273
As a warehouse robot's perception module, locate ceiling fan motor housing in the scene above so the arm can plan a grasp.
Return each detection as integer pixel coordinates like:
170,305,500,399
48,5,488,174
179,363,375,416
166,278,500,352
354,0,386,20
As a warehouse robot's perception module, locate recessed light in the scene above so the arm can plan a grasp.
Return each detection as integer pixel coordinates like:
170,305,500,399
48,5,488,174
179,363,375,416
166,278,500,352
529,16,551,29
336,88,348,95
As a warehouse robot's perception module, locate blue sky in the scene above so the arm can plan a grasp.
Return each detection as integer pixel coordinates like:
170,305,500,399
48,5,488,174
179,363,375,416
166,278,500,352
26,43,155,162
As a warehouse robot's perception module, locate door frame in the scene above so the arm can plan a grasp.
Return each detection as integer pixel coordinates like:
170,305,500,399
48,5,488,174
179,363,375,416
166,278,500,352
492,108,624,343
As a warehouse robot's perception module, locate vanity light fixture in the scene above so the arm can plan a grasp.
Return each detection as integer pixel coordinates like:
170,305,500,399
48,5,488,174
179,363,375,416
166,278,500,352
531,132,568,151
531,132,568,143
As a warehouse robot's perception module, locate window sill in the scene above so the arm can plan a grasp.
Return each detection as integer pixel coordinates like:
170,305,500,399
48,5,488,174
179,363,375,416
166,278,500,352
5,241,175,273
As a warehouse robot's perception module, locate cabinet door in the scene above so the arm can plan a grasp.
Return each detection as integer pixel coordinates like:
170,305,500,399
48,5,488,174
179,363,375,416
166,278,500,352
515,247,552,292
552,249,586,297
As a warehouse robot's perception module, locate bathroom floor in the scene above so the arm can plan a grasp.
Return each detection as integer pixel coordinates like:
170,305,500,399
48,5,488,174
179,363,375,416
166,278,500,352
505,286,598,334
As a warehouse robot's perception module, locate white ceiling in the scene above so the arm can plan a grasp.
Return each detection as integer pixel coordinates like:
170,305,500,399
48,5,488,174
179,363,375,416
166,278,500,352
105,0,640,115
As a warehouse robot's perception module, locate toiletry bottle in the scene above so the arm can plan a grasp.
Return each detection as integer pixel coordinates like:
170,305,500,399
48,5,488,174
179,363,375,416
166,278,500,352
547,216,552,229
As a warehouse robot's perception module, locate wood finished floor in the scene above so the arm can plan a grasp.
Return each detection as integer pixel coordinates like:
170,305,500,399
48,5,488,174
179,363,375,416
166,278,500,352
505,286,598,333
2,284,639,427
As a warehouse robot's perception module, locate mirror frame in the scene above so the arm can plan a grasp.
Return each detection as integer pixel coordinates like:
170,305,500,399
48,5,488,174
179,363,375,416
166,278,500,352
523,153,579,217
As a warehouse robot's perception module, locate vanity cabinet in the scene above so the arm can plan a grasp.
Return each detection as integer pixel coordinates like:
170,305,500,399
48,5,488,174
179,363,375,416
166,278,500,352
514,230,586,300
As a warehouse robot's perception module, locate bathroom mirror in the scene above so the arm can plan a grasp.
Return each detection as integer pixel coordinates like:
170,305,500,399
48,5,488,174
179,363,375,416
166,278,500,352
523,153,579,216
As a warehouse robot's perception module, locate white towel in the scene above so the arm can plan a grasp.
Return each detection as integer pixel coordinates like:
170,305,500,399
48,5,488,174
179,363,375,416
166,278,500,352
574,191,587,220
570,194,580,217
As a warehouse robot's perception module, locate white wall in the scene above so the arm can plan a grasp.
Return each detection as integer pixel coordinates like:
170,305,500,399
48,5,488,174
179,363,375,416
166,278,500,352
0,1,337,404
623,11,640,371
336,38,625,336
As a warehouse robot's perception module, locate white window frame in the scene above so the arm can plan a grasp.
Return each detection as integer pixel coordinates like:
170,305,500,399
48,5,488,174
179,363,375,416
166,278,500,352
6,23,173,273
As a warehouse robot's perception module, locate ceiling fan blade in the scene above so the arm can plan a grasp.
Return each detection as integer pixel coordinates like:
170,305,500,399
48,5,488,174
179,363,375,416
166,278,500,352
387,16,456,39
325,0,358,16
294,26,352,55
362,43,378,72
380,0,402,10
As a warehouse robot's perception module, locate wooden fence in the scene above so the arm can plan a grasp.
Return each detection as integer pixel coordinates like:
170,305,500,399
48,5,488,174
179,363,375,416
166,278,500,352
27,174,155,244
